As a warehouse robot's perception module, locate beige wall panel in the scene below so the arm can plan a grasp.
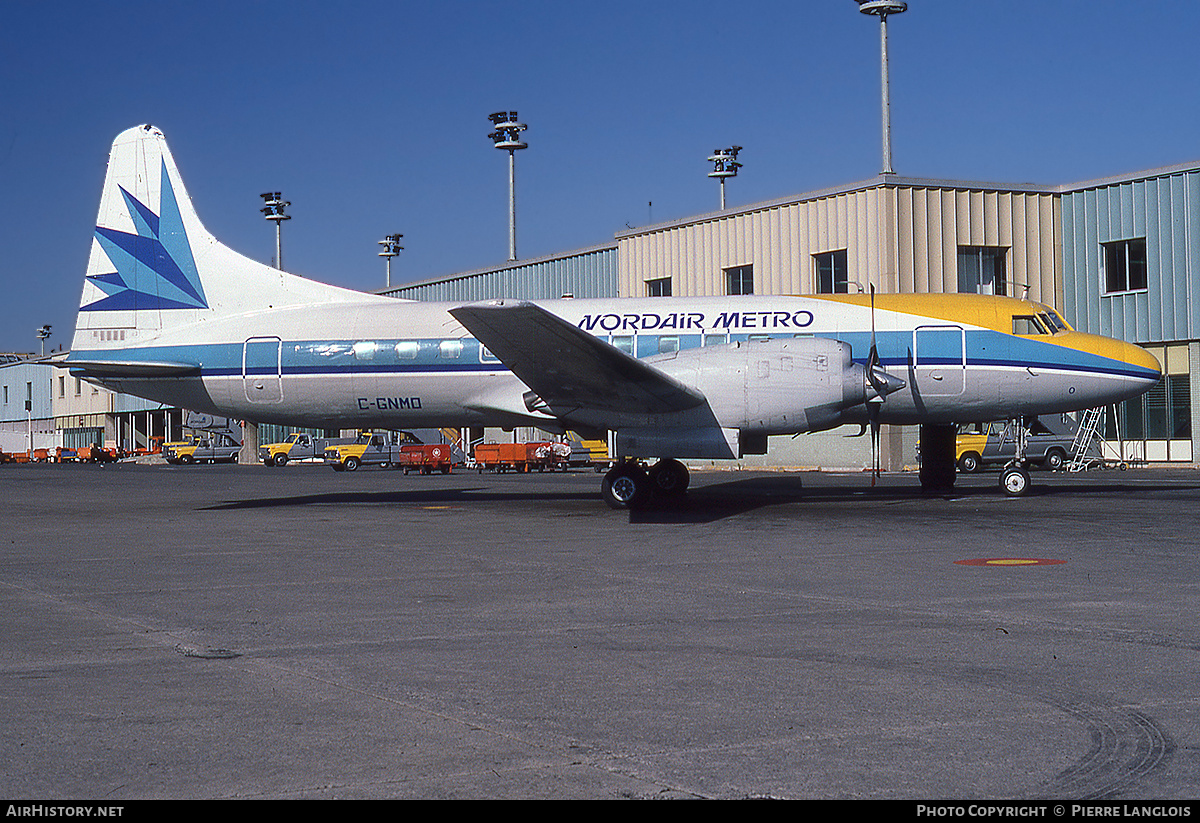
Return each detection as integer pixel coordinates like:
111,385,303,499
1009,194,1026,297
969,190,985,245
954,190,970,246
984,191,1000,247
906,189,923,294
941,190,960,293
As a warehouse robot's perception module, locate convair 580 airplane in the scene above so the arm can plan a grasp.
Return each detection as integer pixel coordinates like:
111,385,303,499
62,125,1160,506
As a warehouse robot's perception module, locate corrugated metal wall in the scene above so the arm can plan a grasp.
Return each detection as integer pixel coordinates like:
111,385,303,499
617,182,1059,304
382,244,618,302
1061,170,1200,343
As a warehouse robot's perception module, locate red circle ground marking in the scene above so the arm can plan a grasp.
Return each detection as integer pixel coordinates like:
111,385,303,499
954,558,1067,566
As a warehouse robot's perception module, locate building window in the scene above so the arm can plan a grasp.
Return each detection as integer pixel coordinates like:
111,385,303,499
725,264,754,295
814,250,849,294
1109,373,1190,441
958,246,1008,295
646,277,672,297
1103,238,1148,294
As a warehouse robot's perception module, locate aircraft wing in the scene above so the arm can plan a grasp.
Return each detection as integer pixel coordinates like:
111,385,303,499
449,300,706,414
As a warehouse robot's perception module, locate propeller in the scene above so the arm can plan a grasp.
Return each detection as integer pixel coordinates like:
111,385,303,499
864,286,906,485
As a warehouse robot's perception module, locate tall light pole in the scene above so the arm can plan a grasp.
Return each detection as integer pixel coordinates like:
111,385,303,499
488,111,528,261
708,146,743,210
856,1,907,175
259,192,291,270
37,325,51,356
378,233,404,289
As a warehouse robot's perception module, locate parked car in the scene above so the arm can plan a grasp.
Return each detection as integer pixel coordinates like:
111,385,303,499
955,416,1095,473
165,433,241,464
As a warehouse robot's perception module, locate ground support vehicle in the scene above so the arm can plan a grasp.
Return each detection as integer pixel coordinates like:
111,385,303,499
473,442,571,473
393,444,453,474
955,416,1097,474
260,432,349,466
164,433,241,464
75,445,120,463
324,431,408,471
566,435,610,470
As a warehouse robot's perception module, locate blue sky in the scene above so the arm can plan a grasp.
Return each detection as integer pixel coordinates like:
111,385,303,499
2,0,1199,354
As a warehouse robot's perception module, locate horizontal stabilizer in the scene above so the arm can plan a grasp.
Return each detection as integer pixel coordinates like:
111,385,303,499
52,357,200,377
450,300,705,415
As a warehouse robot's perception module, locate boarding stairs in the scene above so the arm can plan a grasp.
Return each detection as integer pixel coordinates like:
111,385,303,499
1067,406,1105,473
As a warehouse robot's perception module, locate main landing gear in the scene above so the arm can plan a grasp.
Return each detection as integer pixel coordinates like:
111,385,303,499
601,458,690,510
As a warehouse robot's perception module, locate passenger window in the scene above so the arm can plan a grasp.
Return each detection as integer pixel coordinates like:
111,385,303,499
611,335,634,355
352,341,378,360
703,334,728,347
748,334,771,343
658,336,680,354
480,345,498,362
395,341,420,359
439,340,463,359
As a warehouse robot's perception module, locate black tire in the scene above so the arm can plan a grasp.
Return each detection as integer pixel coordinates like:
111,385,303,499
1043,448,1065,471
957,452,981,473
180,454,194,465
602,463,650,510
344,456,360,472
648,459,690,497
274,453,287,467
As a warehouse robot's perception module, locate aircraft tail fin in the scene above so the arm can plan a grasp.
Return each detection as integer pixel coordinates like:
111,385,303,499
72,124,374,353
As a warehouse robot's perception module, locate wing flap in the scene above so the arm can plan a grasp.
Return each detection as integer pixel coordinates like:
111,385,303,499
449,301,705,415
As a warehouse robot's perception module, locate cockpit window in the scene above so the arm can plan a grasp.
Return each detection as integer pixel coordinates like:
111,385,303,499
1012,315,1049,335
1039,312,1063,333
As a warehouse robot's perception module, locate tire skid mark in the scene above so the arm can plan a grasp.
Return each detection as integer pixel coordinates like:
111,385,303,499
1038,703,1175,800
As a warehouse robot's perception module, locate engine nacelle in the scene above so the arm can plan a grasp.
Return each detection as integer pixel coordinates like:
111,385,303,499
650,337,870,435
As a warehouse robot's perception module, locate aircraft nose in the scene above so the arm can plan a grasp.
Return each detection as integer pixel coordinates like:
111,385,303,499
1123,341,1162,386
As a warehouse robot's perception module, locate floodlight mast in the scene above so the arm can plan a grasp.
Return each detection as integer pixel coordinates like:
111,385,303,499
707,146,743,210
488,111,528,261
37,325,51,357
378,233,404,289
259,192,292,270
856,1,907,175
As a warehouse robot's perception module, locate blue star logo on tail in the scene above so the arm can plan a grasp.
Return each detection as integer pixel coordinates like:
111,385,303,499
83,161,208,311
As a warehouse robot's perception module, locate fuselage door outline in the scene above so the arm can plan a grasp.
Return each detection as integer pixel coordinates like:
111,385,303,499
243,336,283,404
913,324,966,397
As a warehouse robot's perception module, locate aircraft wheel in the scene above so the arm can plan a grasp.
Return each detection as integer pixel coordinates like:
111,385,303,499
1000,467,1030,497
648,459,689,497
274,453,287,467
344,456,360,472
602,463,650,510
957,452,981,473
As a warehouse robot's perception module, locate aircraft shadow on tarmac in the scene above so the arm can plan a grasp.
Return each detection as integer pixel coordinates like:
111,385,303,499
197,471,1200,524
